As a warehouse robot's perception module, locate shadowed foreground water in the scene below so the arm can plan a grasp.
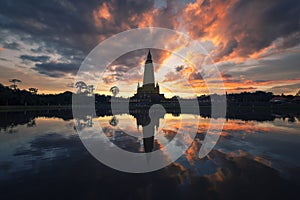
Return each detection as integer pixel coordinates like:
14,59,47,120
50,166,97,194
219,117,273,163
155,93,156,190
0,110,299,200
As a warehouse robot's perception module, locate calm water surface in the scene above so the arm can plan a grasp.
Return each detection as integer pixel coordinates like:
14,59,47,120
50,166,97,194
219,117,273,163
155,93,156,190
0,110,299,199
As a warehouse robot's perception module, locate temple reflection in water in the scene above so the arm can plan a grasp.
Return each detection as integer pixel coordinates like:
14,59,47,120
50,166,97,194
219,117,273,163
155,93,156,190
131,105,165,152
129,51,173,152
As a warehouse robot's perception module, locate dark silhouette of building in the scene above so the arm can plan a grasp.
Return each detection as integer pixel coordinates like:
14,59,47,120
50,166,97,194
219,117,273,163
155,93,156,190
130,50,165,105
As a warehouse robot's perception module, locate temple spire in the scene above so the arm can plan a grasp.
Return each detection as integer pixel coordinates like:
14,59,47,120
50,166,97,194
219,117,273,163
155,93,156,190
143,50,155,86
146,49,152,64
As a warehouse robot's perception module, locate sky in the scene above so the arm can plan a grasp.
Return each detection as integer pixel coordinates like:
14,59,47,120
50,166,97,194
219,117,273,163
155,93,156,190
0,0,300,97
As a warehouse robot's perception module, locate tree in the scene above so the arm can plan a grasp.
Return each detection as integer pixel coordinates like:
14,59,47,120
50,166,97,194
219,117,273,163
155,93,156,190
86,85,95,96
75,81,87,94
29,87,38,95
110,86,119,97
296,90,300,96
9,79,22,90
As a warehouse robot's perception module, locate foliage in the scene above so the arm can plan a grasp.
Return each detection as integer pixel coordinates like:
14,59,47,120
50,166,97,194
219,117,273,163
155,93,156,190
9,79,22,90
110,86,119,97
1,81,299,106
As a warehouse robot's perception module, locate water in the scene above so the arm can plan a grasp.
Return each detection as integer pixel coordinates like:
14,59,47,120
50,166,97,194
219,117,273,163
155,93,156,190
0,109,299,199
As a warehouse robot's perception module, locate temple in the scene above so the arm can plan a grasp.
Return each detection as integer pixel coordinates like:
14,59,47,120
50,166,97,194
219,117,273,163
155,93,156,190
128,50,180,152
130,50,165,105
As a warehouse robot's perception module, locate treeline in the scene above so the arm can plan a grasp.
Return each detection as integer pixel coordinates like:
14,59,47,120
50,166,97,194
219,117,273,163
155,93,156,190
0,83,72,105
0,83,115,106
1,82,300,106
198,91,274,103
227,91,274,102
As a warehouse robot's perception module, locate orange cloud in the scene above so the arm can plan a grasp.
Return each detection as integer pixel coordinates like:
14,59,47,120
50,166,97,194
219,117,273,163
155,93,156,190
130,11,155,28
183,0,239,61
89,0,300,97
93,2,113,28
182,0,300,63
178,68,300,94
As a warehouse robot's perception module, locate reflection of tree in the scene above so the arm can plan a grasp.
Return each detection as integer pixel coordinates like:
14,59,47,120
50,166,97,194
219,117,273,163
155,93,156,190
74,115,93,131
0,110,74,131
109,116,119,126
288,117,295,123
6,125,18,134
27,119,36,127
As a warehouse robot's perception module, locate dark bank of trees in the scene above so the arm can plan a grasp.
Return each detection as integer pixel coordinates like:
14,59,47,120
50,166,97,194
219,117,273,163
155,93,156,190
0,83,113,106
197,91,274,105
227,91,274,103
1,80,300,106
0,83,73,106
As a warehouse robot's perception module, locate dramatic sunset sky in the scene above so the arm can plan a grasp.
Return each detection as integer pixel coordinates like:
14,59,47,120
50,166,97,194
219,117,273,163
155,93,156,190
0,0,300,97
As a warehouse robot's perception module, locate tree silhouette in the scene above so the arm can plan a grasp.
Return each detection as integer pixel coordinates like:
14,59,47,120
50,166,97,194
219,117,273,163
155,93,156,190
9,79,21,90
75,81,87,94
110,86,119,97
29,87,38,95
296,90,300,96
86,85,95,96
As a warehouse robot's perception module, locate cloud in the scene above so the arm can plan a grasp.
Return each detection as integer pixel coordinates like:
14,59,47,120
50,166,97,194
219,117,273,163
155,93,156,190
0,0,300,96
109,50,148,71
20,55,51,63
0,0,101,53
183,0,300,61
107,48,173,75
189,71,203,81
163,71,181,82
234,52,300,81
3,42,21,50
222,73,232,78
93,0,179,30
0,57,9,61
34,62,79,78
1,0,299,64
277,32,300,50
268,82,300,94
230,86,257,91
213,39,238,62
0,0,179,79
163,65,203,83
